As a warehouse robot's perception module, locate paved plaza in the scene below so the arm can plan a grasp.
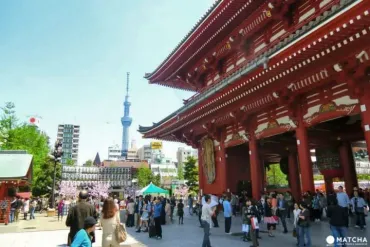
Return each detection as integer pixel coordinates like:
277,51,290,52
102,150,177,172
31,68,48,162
1,212,370,247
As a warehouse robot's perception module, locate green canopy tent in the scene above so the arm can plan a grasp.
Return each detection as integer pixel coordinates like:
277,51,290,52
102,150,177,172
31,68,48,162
141,182,169,195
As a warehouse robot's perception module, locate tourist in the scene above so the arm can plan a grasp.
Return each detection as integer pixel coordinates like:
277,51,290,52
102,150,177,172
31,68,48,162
58,198,65,221
23,198,29,220
198,197,203,227
297,202,311,247
230,193,237,216
135,195,143,230
201,194,216,247
14,196,22,222
245,199,259,247
264,197,277,237
153,197,163,239
187,195,193,216
241,200,250,242
177,199,184,224
9,196,17,223
336,186,350,227
277,193,288,233
126,198,135,227
29,197,37,220
285,191,293,219
70,216,97,247
136,199,149,232
222,195,232,234
312,191,323,222
351,188,367,230
327,197,347,247
100,198,120,247
66,190,98,246
293,202,301,246
160,196,166,225
165,199,171,224
170,196,176,222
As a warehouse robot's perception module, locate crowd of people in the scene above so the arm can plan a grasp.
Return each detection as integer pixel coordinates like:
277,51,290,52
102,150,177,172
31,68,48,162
198,186,369,247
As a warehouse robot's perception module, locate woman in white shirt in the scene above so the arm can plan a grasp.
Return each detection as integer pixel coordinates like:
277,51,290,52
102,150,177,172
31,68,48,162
100,198,120,247
293,202,301,245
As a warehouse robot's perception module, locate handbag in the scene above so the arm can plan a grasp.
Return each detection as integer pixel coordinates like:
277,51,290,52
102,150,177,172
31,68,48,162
292,228,297,237
115,216,127,243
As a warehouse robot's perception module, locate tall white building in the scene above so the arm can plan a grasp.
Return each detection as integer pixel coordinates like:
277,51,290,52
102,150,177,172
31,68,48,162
176,147,198,165
137,145,152,161
57,124,80,165
108,144,123,161
108,140,139,161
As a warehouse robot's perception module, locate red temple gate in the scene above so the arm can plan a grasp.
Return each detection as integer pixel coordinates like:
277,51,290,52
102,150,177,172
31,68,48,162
139,0,370,201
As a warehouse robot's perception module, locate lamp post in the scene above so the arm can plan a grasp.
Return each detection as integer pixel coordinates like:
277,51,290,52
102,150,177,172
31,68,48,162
51,140,63,209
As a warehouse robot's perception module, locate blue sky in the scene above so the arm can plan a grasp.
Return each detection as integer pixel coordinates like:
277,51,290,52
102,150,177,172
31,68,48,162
0,0,215,163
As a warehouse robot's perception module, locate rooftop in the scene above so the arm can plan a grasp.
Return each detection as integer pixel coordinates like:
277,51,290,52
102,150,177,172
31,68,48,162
0,152,33,180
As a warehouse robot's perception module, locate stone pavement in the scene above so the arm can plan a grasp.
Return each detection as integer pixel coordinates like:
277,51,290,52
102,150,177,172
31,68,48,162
0,211,369,246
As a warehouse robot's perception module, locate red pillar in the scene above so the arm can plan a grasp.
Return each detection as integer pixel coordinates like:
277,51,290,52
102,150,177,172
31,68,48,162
324,176,334,192
360,88,370,157
249,134,262,200
198,146,205,195
296,121,315,193
288,152,302,202
339,142,358,195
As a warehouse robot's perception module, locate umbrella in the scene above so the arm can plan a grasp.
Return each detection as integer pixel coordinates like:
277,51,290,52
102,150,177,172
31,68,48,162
202,195,219,208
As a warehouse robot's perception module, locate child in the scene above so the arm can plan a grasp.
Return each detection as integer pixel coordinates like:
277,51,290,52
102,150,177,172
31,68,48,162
71,217,96,247
177,199,184,224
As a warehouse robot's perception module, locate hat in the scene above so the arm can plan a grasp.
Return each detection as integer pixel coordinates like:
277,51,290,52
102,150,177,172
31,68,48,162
84,216,97,228
79,190,89,199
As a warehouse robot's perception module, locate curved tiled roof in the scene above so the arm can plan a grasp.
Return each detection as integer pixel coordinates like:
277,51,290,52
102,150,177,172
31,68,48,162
144,0,222,80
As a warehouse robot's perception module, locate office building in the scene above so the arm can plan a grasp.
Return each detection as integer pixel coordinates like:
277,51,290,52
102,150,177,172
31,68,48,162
108,144,123,161
57,124,80,165
176,147,198,165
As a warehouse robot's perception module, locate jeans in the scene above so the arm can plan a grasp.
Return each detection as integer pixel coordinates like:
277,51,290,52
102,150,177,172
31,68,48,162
224,217,231,233
279,209,288,232
232,205,237,216
298,226,311,247
154,216,162,238
9,209,15,223
29,207,35,220
330,225,347,247
250,227,259,247
188,205,193,215
355,212,365,229
202,220,211,247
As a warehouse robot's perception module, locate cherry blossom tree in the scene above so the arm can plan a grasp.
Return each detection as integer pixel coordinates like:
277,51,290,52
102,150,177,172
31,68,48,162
59,181,78,198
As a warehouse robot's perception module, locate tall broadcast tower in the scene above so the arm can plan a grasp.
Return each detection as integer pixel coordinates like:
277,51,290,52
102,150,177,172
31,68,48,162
121,72,132,158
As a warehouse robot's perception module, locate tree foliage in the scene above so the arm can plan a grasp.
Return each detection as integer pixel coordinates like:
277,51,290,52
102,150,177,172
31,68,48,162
266,164,289,186
177,163,184,180
137,166,161,187
66,158,75,166
183,156,199,194
0,102,54,196
84,160,93,167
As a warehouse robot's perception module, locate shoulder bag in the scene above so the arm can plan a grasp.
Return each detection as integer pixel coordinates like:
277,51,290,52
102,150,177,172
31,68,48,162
115,213,127,243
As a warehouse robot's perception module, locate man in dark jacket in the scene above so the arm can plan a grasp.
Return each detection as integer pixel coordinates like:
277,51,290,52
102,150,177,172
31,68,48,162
327,198,348,246
66,190,98,245
277,193,288,233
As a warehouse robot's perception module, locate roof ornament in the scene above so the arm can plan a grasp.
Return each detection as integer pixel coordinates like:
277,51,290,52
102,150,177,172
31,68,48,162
333,64,343,72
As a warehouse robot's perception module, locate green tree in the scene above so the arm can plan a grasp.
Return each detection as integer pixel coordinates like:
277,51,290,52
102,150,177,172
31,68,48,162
0,103,51,196
184,156,199,193
153,174,161,186
84,160,93,167
177,163,184,180
266,164,289,186
32,159,62,196
66,158,75,166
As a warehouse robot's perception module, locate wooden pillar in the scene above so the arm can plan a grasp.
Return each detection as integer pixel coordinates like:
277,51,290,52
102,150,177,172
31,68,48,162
360,89,370,166
288,152,301,202
197,146,205,195
296,120,315,193
218,138,228,194
324,176,334,192
249,134,262,200
339,142,358,195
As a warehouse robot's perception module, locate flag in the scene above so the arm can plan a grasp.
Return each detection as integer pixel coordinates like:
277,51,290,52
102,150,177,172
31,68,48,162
29,117,40,127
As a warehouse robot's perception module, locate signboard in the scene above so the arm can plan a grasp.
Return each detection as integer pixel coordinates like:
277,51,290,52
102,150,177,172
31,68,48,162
315,147,341,170
151,142,162,150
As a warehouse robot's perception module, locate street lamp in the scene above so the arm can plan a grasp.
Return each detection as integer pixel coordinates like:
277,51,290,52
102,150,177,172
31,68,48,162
51,140,63,208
